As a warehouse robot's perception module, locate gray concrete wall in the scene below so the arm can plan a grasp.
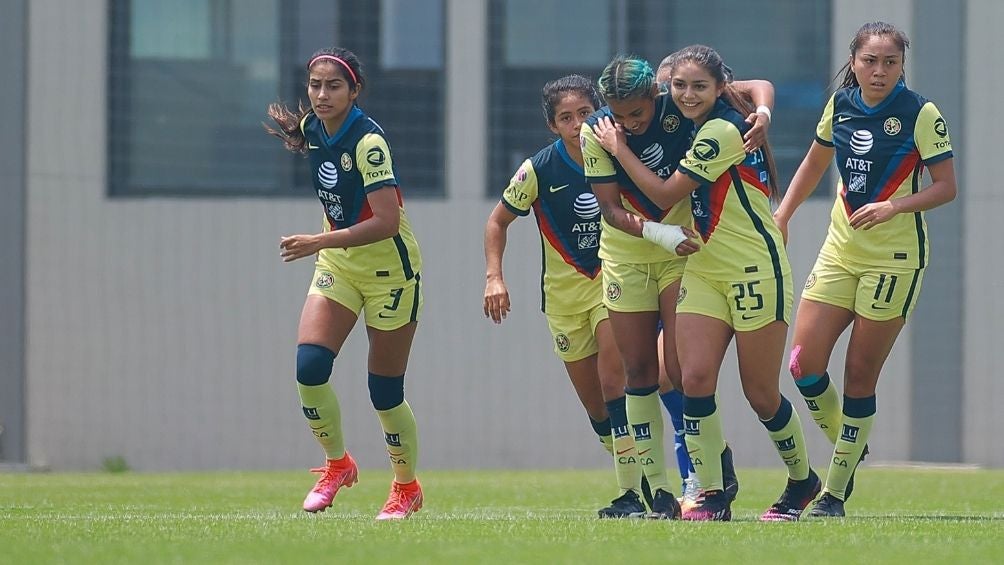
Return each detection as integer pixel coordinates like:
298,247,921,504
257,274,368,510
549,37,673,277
963,0,1004,467
23,0,997,471
0,0,27,463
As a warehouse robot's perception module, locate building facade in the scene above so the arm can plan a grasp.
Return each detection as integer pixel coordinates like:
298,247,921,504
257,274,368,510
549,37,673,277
1,0,998,470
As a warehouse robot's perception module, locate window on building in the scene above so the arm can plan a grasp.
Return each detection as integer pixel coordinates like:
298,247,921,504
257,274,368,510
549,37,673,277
487,0,832,197
109,0,445,197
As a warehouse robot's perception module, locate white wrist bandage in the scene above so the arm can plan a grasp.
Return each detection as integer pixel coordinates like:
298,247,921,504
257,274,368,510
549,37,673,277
641,221,688,255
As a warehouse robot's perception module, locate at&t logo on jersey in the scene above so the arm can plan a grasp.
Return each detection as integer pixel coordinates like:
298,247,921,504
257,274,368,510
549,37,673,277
640,143,664,169
318,161,338,188
573,193,600,250
846,129,874,182
850,130,873,155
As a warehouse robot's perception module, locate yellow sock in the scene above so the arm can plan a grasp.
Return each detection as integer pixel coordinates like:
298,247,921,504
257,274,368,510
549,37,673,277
796,372,842,444
376,401,419,483
761,396,811,481
297,383,344,459
683,395,726,492
606,397,642,495
824,395,875,500
626,387,670,493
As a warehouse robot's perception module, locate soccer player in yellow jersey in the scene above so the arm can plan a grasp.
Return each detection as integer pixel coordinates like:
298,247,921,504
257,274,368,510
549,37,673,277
774,22,957,517
582,54,775,519
593,45,820,522
484,75,650,518
265,47,424,520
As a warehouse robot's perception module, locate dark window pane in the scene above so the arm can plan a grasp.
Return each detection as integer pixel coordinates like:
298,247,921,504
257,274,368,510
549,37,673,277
109,0,444,197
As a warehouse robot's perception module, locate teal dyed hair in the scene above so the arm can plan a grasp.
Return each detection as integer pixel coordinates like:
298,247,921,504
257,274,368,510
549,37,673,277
597,56,656,102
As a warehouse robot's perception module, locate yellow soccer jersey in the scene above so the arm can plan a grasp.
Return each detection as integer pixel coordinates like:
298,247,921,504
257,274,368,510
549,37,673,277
677,99,789,283
815,84,953,268
301,108,422,283
581,99,695,264
501,140,601,315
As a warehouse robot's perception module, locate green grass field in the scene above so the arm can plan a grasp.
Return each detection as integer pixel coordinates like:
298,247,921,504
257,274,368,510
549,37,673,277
2,467,1002,564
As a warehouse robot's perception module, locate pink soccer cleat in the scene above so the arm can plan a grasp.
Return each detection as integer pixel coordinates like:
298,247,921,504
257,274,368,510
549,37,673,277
375,479,423,520
302,452,358,512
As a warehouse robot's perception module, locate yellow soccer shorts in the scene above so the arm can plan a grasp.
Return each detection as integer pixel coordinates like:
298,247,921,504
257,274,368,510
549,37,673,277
602,258,686,313
308,265,423,331
800,249,924,321
545,302,609,363
677,269,793,331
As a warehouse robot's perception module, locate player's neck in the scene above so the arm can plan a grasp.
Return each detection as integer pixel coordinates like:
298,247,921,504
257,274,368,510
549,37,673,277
562,138,584,167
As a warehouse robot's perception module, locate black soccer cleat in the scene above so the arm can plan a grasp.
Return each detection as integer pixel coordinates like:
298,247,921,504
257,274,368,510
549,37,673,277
647,488,682,519
760,468,822,522
597,489,647,519
721,444,740,502
681,488,732,521
808,492,846,517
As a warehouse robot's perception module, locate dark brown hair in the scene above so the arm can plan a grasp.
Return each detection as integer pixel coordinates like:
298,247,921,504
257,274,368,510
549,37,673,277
665,45,779,199
263,47,365,153
836,22,910,88
541,74,602,124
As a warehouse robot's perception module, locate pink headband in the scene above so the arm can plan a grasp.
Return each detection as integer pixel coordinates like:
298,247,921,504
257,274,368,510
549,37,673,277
307,55,359,85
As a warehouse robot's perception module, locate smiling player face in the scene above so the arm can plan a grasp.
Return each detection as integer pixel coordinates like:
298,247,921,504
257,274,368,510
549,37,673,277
606,93,657,136
670,61,724,125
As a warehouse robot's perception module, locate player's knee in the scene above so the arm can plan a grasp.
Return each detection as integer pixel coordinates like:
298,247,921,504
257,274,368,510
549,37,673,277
788,345,803,380
368,372,404,411
296,344,336,386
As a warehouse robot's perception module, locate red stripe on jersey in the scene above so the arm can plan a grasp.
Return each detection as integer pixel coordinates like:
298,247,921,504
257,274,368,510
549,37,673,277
876,152,921,203
738,166,770,198
533,201,598,279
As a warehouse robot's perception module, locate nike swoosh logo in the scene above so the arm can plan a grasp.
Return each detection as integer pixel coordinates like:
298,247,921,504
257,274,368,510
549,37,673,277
782,454,798,459
837,115,852,123
616,448,633,455
638,449,651,456
308,143,320,149
835,450,852,455
378,312,396,318
741,313,759,320
549,184,570,193
388,451,405,456
687,449,700,455
870,303,891,310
